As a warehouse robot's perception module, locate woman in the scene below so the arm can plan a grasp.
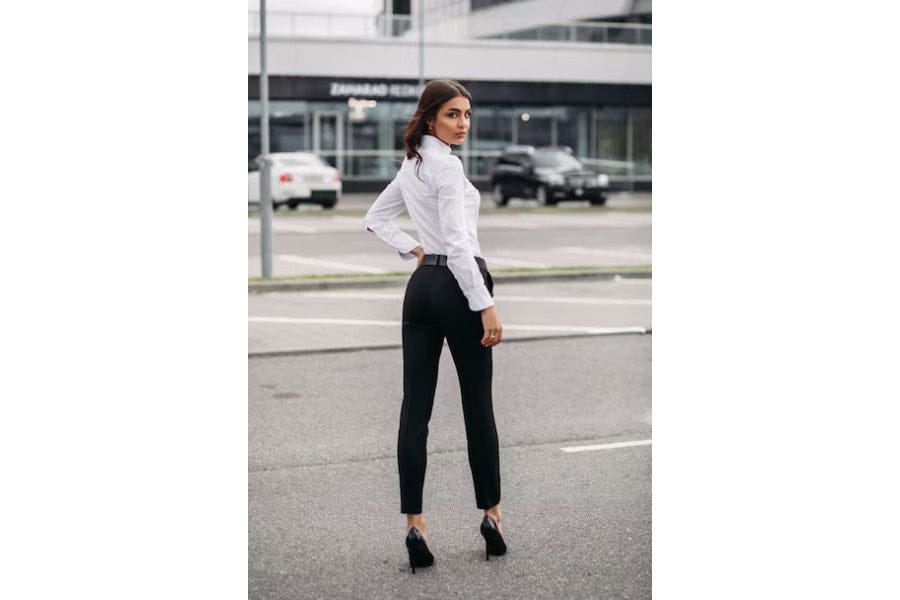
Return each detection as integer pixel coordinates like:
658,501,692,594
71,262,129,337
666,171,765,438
363,79,507,573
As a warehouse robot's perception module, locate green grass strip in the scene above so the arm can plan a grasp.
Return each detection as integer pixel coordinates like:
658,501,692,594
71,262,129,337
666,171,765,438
249,264,651,283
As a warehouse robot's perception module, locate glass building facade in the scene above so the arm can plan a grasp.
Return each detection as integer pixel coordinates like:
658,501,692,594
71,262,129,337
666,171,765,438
249,77,650,191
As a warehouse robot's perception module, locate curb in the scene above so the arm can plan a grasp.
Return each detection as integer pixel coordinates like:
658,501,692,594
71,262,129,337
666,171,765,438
249,268,651,293
248,328,652,359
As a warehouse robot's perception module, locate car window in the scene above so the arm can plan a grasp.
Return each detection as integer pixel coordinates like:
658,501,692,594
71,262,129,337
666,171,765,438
532,151,582,170
502,154,530,166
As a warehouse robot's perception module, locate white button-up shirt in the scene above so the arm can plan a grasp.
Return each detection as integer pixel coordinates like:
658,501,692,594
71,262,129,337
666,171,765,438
363,134,494,311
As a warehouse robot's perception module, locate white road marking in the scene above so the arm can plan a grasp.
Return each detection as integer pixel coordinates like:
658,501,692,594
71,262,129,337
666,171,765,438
504,325,647,334
248,223,320,234
249,317,399,327
613,277,652,285
558,246,651,260
248,212,650,235
301,291,650,306
300,291,401,300
481,256,550,268
329,215,370,224
560,439,652,453
249,316,646,335
275,254,388,274
275,223,320,233
480,215,650,230
494,295,650,306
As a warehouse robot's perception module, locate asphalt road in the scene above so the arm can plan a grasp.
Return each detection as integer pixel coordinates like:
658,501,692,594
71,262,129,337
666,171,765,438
248,193,653,598
248,206,651,278
249,276,651,354
249,333,652,600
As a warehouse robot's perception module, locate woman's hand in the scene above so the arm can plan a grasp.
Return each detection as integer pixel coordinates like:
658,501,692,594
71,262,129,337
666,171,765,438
480,306,503,347
411,246,425,267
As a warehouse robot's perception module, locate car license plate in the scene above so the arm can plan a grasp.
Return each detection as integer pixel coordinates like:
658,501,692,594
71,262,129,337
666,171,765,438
575,188,583,196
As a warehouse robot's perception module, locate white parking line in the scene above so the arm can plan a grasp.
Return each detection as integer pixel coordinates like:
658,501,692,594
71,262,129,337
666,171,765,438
494,295,651,306
275,254,388,274
299,291,400,300
249,316,646,335
558,246,652,260
300,291,650,306
560,439,652,453
275,223,321,234
481,256,550,268
329,215,371,224
504,325,647,334
248,223,320,234
249,317,398,326
613,276,652,285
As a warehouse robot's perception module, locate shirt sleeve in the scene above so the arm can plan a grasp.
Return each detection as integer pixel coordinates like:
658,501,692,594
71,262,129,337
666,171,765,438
363,177,421,260
435,157,494,312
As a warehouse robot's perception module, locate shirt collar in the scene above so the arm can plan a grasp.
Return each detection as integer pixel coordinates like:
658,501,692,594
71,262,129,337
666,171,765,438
420,134,452,155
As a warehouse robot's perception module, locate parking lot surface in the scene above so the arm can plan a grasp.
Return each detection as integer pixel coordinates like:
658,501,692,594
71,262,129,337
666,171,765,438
249,207,650,279
249,277,651,355
250,333,651,600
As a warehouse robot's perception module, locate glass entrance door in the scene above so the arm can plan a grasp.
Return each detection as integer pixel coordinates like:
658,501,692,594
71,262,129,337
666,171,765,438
516,115,553,147
313,111,344,173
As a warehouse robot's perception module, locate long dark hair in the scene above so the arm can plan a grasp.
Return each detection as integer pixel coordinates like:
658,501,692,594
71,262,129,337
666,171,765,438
402,79,472,178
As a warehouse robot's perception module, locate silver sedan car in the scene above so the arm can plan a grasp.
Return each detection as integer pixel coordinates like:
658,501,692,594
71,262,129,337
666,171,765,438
248,152,342,209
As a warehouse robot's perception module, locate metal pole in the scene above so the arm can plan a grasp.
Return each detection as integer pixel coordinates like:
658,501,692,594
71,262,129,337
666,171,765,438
418,0,424,86
259,0,273,279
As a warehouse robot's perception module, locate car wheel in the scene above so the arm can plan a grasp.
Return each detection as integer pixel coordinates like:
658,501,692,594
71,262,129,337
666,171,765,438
287,200,300,210
535,185,556,206
492,183,508,207
589,195,607,206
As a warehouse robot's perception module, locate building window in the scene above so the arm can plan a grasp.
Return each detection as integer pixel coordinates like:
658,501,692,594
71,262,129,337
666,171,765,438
556,106,589,156
632,108,651,176
594,108,628,175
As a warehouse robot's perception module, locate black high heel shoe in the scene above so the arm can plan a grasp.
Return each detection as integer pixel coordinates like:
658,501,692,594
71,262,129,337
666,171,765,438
480,515,507,560
405,527,434,573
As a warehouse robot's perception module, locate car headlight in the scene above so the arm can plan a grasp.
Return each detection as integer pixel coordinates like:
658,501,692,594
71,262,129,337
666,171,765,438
540,173,564,186
596,174,609,187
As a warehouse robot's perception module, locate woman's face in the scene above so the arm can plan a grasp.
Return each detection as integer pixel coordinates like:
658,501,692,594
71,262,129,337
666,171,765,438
427,95,471,146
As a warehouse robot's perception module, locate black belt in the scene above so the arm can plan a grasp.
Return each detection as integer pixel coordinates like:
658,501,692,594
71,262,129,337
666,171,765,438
421,254,487,270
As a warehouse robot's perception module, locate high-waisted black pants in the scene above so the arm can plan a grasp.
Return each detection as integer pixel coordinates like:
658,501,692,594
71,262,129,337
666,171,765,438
398,262,500,514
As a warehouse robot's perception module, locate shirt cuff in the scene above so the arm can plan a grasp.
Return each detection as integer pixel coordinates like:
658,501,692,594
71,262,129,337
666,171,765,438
466,287,495,312
397,240,421,260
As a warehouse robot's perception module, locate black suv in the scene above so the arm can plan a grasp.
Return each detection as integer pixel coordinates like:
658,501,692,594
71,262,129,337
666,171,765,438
488,145,609,207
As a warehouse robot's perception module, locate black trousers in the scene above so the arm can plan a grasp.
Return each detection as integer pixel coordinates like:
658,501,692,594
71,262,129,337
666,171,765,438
398,263,501,514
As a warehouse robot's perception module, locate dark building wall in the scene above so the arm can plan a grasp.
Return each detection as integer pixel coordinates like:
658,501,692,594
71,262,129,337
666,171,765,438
471,0,519,10
248,76,650,107
392,0,411,14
